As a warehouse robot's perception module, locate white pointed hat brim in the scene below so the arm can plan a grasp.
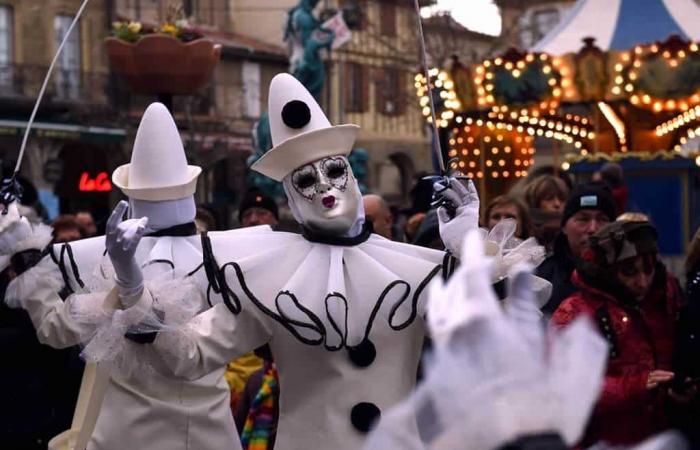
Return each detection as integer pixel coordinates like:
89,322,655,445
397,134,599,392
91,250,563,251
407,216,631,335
251,124,360,182
112,164,202,201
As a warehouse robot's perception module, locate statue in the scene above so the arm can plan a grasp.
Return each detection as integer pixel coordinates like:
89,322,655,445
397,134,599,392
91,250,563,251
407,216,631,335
284,0,335,99
247,0,337,198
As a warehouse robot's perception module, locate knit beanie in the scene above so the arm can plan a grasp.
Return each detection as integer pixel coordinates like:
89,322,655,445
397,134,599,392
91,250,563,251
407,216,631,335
238,190,279,222
561,182,616,226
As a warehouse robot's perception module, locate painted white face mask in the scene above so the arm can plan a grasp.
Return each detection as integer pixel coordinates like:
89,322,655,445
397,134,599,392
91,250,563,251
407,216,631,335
283,156,363,236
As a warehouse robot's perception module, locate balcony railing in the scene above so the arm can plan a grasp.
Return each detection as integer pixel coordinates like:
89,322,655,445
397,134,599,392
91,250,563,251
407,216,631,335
0,63,112,106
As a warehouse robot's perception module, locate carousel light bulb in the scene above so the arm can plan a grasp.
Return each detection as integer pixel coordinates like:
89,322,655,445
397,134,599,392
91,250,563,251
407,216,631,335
474,149,481,156
477,171,483,178
486,160,493,167
492,171,499,178
512,69,521,78
691,43,699,52
526,54,535,62
562,162,571,171
581,149,589,156
542,65,552,74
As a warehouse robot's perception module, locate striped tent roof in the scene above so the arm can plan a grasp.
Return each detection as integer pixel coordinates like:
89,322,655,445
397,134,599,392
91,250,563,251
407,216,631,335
533,0,700,54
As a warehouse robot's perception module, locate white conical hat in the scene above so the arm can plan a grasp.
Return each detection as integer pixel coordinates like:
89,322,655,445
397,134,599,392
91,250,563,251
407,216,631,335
251,73,360,181
112,102,201,201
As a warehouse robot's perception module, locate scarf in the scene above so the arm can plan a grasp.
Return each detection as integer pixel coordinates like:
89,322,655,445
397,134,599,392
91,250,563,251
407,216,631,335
241,361,279,450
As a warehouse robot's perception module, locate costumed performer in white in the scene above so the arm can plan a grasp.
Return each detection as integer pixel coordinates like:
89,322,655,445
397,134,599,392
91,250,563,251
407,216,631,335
0,103,254,450
102,73,480,450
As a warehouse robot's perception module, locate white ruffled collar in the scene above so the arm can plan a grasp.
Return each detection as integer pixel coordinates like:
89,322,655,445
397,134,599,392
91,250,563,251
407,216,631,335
207,230,448,350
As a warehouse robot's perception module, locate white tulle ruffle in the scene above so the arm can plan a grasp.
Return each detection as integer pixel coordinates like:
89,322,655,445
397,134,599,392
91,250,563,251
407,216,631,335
70,275,202,377
482,219,551,309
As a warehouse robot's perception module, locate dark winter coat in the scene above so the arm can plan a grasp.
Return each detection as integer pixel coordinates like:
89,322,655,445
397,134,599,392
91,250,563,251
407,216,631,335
0,270,84,449
536,233,577,316
551,267,681,447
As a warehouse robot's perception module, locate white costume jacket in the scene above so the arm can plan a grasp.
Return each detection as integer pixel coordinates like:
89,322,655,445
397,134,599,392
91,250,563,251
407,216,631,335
8,228,251,450
138,224,454,450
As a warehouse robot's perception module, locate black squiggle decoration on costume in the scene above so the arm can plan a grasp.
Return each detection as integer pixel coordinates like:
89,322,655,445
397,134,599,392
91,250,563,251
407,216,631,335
201,232,241,314
324,293,349,350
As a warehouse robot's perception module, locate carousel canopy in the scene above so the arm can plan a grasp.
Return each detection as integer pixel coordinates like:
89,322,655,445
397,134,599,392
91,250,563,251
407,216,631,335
533,0,700,55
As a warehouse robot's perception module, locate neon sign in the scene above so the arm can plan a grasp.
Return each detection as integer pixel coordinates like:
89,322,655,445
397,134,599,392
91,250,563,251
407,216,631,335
79,172,112,192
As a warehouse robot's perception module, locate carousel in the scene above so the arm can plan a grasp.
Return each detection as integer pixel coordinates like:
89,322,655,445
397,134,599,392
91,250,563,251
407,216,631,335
416,0,700,260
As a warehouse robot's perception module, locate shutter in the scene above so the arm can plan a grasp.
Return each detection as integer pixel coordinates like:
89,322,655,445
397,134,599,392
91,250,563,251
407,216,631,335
360,64,369,112
375,67,387,114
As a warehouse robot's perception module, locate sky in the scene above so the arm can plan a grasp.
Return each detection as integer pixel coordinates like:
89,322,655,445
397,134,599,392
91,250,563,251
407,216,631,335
421,0,502,36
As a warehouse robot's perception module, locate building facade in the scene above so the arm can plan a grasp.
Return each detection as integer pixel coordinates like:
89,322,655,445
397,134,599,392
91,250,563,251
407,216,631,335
0,0,288,227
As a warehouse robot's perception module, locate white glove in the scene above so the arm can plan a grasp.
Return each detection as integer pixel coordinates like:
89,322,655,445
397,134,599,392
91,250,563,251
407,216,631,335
434,178,480,256
106,200,148,308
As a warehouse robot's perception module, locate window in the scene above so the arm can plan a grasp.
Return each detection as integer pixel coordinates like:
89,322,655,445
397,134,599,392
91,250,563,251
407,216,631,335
376,67,404,116
54,15,81,100
242,60,261,118
345,62,367,113
379,2,396,37
0,6,13,89
122,0,142,20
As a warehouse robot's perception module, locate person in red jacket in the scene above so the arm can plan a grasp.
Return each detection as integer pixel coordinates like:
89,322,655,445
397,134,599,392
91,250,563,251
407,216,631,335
552,220,696,447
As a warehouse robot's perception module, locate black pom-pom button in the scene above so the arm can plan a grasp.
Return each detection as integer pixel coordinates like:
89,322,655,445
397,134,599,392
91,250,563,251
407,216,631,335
347,338,376,368
350,402,381,433
281,100,311,129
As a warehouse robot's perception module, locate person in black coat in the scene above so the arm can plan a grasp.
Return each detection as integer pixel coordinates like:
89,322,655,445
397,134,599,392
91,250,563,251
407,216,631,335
0,263,84,449
536,182,616,317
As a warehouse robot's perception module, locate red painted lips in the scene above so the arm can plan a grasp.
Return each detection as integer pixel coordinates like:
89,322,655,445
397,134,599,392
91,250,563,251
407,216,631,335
322,196,336,208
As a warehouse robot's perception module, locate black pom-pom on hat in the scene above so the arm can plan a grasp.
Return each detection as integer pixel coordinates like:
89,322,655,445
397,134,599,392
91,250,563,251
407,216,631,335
281,100,311,129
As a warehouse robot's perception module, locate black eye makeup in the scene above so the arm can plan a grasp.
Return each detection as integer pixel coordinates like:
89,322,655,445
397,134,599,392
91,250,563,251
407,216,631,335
321,157,349,191
292,164,318,201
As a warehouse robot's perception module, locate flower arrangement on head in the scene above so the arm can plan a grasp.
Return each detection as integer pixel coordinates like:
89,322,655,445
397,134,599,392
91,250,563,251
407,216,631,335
112,4,203,43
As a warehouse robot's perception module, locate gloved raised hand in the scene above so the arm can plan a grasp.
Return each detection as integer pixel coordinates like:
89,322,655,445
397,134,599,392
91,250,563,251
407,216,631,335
0,176,22,215
434,177,480,256
106,200,148,308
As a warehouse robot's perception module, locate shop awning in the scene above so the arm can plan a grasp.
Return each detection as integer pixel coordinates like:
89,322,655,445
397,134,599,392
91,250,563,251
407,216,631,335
0,119,126,142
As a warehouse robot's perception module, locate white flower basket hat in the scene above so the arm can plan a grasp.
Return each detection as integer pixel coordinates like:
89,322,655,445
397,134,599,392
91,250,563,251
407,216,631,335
112,102,201,201
251,73,360,181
